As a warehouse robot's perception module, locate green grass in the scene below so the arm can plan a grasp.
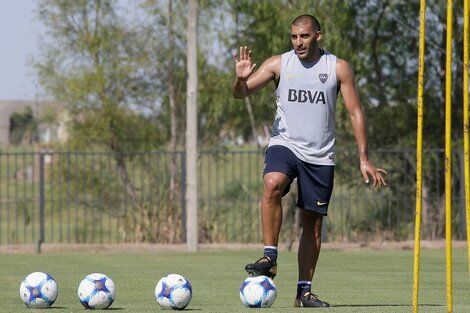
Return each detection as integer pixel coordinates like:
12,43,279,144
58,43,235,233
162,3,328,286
1,248,470,312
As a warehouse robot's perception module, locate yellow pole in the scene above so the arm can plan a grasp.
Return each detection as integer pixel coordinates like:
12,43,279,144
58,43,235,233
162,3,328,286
463,0,470,278
412,1,427,312
445,1,453,312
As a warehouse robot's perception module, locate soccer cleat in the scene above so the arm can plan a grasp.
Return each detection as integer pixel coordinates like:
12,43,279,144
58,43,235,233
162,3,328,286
244,256,277,279
294,292,330,308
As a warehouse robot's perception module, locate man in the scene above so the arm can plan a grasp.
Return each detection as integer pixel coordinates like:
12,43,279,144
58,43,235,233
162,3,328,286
232,14,387,308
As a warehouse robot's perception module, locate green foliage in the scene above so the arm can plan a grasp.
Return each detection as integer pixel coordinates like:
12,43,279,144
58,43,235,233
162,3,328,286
66,107,164,151
0,147,467,244
200,179,262,243
209,0,467,150
34,0,468,149
35,0,166,152
35,0,175,240
28,1,470,247
50,150,183,243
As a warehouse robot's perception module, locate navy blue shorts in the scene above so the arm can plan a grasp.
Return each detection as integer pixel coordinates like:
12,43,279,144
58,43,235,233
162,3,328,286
263,145,334,216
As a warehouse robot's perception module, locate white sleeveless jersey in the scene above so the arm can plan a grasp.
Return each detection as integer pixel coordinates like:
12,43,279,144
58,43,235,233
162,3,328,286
269,49,338,165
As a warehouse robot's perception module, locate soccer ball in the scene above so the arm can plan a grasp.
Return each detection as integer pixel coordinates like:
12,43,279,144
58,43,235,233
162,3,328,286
20,272,58,308
239,275,277,308
77,273,116,309
155,274,192,310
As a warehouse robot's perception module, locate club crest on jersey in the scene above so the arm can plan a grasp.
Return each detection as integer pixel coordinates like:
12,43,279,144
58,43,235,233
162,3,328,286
319,73,328,83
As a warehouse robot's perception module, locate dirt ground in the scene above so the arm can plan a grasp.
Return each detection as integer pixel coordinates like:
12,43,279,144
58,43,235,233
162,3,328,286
0,240,468,254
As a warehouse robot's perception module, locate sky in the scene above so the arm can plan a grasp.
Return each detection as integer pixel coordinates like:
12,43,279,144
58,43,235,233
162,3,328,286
0,0,222,102
0,0,152,102
0,0,43,101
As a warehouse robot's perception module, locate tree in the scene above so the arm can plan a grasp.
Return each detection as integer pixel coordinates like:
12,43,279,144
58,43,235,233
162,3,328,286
205,0,466,150
35,0,168,241
34,0,468,242
36,0,165,149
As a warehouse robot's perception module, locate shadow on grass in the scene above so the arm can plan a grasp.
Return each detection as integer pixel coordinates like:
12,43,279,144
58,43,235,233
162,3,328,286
332,304,443,308
48,306,201,311
48,307,125,310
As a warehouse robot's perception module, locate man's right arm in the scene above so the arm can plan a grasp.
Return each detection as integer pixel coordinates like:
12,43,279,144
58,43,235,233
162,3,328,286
232,47,280,99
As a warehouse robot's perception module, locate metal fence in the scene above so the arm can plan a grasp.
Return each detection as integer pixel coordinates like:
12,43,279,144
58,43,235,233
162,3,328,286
0,147,467,246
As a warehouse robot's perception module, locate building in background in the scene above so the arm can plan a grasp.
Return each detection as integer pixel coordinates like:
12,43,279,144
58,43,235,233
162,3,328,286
0,100,66,146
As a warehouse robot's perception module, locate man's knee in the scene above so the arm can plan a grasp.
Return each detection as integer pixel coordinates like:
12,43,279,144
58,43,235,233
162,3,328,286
263,175,288,199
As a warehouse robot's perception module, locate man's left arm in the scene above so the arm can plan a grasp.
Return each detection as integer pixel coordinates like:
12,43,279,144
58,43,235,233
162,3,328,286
336,58,387,188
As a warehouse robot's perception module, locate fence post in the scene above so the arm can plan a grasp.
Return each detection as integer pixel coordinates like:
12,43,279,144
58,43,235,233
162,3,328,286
180,151,187,243
36,150,45,254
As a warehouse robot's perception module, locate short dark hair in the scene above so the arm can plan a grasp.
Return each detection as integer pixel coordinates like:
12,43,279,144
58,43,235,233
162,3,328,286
291,14,321,31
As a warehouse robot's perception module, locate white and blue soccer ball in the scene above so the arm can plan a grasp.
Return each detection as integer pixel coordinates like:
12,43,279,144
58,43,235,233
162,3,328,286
19,271,58,308
155,274,192,310
77,273,116,309
239,275,277,308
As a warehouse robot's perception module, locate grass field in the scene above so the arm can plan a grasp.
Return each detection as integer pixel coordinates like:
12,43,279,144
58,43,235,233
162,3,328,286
2,247,470,312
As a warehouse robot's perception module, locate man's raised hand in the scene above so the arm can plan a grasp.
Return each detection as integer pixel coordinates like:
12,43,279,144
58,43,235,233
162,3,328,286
234,46,256,81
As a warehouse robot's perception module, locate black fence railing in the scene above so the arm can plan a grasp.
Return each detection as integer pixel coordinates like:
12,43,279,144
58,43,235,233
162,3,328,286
0,147,466,245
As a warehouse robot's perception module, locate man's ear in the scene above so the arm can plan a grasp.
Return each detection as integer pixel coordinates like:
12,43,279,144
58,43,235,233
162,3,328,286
315,31,323,41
